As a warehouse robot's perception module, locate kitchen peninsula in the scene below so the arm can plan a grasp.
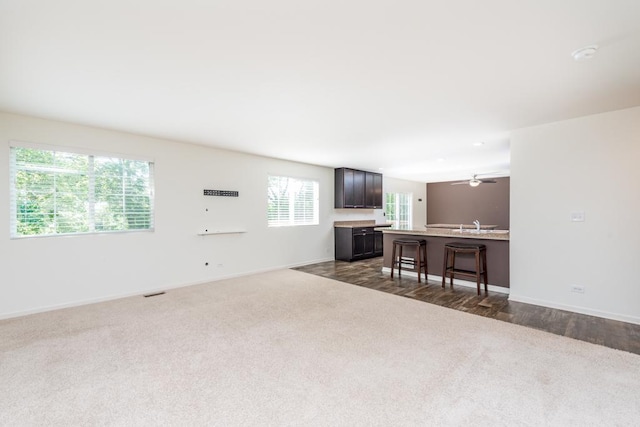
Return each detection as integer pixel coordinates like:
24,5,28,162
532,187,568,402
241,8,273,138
379,225,510,290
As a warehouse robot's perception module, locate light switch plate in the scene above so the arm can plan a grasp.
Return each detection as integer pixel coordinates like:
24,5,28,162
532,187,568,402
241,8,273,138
570,211,585,222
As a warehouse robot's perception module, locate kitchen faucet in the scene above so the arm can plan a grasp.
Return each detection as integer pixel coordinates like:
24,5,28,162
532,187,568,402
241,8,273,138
473,219,480,231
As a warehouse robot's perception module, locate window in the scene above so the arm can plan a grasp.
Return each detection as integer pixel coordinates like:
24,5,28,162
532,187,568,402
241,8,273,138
267,175,319,227
10,144,154,238
385,192,412,229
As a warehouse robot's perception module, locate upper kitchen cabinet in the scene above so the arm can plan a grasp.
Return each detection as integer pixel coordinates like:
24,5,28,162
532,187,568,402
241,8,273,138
335,168,383,209
365,171,383,208
336,168,365,207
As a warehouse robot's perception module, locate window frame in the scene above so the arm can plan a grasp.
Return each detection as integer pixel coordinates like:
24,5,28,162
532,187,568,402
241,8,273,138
267,174,320,227
385,192,412,229
9,141,155,239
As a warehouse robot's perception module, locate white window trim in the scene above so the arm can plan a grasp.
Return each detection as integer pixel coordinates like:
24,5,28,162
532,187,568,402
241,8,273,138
385,192,413,229
9,142,155,239
8,140,154,163
267,174,320,227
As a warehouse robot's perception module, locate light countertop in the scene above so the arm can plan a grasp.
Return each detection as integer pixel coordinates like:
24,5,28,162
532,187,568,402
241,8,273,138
426,223,499,230
378,227,509,241
334,220,392,228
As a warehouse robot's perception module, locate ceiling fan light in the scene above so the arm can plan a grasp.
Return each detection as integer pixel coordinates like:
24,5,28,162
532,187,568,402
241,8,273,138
469,179,481,187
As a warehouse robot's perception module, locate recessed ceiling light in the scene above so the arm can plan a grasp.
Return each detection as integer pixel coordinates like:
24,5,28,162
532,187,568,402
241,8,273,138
473,142,484,147
437,158,445,162
571,45,598,61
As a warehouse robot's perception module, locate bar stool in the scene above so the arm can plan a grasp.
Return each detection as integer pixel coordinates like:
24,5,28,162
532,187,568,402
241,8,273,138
442,242,487,295
391,239,428,282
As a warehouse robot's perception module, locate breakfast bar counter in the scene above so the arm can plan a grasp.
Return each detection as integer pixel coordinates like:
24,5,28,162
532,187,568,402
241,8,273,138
378,227,510,289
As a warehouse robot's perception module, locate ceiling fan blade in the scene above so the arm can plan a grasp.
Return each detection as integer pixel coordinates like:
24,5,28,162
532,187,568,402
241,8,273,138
479,179,497,183
450,181,469,185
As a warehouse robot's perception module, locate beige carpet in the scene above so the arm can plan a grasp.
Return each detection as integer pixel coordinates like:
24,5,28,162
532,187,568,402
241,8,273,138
1,269,639,426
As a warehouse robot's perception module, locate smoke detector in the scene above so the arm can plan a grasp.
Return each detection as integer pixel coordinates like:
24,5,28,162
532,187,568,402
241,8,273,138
571,45,598,61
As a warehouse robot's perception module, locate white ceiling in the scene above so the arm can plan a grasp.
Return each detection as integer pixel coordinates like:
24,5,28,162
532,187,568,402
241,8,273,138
1,1,639,182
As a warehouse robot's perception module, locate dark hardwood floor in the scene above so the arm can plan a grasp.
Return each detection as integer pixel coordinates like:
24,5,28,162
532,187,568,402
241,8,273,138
293,258,640,355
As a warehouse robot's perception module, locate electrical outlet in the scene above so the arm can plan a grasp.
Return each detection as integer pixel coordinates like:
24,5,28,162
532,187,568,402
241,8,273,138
570,285,585,294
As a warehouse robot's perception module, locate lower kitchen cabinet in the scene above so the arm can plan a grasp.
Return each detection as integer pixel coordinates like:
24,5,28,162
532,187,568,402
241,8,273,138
335,227,383,261
374,230,383,254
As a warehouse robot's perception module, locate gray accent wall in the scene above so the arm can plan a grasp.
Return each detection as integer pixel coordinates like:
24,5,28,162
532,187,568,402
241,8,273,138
426,177,510,229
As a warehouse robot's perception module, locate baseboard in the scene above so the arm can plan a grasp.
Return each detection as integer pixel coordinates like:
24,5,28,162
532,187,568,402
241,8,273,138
0,278,216,321
285,257,335,269
0,257,336,321
508,293,640,326
380,267,510,295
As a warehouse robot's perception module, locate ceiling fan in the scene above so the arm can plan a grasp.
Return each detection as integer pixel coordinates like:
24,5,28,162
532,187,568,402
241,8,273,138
451,174,497,187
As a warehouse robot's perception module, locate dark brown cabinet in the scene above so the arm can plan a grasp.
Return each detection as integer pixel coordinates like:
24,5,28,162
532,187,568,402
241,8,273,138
335,227,383,261
365,172,383,208
335,168,383,209
349,169,366,208
374,230,383,254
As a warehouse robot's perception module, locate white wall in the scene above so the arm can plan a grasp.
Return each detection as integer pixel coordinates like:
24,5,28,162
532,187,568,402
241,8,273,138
510,106,640,324
0,112,407,318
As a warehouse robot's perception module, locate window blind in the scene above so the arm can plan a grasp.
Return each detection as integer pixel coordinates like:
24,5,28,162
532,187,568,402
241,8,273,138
9,145,154,238
267,175,319,227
